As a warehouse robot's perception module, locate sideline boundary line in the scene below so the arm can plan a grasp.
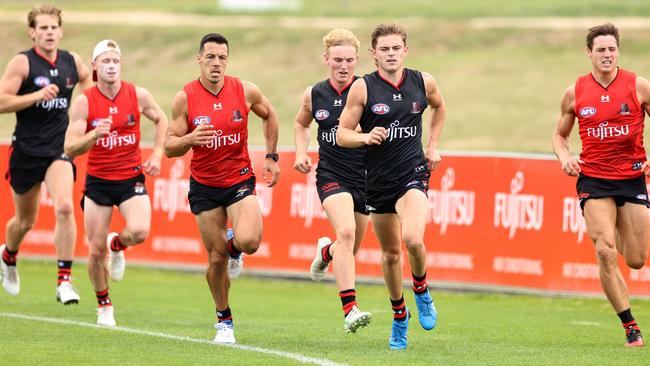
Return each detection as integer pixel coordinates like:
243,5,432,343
0,312,348,366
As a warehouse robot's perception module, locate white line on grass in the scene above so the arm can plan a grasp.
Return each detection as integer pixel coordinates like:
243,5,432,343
570,321,602,326
0,312,347,366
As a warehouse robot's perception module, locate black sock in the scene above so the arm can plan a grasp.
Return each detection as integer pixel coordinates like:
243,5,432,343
391,295,407,322
217,307,232,323
618,308,635,324
339,289,357,317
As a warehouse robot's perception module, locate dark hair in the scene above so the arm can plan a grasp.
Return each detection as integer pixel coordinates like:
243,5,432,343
586,23,619,50
28,4,62,28
370,23,407,49
200,33,229,53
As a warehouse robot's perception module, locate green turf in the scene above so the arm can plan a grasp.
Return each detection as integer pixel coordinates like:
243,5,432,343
0,260,648,365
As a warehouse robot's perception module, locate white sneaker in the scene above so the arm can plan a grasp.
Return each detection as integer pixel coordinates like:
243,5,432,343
344,305,372,333
0,244,19,296
213,321,236,344
226,229,243,279
310,237,332,281
56,281,80,305
107,232,125,282
97,305,116,326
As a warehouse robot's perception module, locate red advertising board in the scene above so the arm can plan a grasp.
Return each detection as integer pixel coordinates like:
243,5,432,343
1,144,649,296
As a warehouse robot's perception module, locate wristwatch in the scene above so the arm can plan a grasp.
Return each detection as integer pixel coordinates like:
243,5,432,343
265,153,279,162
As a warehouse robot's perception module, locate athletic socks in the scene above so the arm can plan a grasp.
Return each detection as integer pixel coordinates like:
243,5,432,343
217,307,233,323
391,295,408,322
110,235,127,252
2,246,17,266
57,260,72,285
339,289,357,317
226,237,241,259
618,308,640,332
412,272,428,295
96,288,112,307
321,243,333,262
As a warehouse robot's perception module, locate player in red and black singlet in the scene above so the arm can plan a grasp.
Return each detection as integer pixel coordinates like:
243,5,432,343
65,40,168,326
165,33,280,344
337,24,446,350
0,5,92,303
553,23,650,347
293,29,371,333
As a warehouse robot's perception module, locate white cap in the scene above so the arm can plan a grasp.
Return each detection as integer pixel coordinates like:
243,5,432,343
92,39,121,62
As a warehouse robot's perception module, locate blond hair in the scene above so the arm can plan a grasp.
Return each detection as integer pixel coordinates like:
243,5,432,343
323,29,360,54
370,23,407,49
27,4,62,28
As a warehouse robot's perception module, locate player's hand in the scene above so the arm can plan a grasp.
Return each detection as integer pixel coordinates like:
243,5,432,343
188,124,215,146
293,154,312,173
143,153,162,176
264,159,281,187
426,146,442,172
560,157,583,176
93,117,112,140
642,161,650,176
38,84,59,101
364,127,387,145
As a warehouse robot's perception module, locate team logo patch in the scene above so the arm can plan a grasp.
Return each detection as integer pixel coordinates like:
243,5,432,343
411,102,421,114
126,114,136,126
619,103,630,115
371,103,390,115
315,109,329,121
637,194,648,200
134,182,145,194
235,185,251,198
65,77,75,89
34,76,50,87
632,161,643,170
232,110,243,122
320,182,341,193
192,116,211,126
240,167,250,175
579,107,596,117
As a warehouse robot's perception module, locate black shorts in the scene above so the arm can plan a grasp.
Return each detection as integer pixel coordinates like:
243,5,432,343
188,176,256,215
5,147,75,194
577,174,650,210
366,166,430,214
82,174,147,209
316,178,368,215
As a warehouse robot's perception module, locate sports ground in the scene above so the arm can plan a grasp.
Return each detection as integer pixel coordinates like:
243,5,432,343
2,0,650,364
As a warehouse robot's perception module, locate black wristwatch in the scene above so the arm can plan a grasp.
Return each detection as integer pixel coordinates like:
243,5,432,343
265,153,279,162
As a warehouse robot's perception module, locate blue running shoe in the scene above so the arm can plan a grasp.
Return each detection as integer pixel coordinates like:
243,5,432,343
389,308,410,350
414,289,437,330
226,229,243,279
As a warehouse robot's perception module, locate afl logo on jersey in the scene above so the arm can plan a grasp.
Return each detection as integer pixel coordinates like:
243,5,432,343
315,109,329,121
192,116,211,126
579,107,597,117
34,76,51,87
371,103,390,115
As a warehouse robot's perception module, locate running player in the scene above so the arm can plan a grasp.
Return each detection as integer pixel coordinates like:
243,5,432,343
0,4,92,303
552,23,650,347
337,23,445,349
164,33,280,344
294,29,371,333
64,40,167,326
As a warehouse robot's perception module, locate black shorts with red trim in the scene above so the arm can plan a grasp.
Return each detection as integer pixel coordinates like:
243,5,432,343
316,178,368,215
82,173,147,209
5,146,76,194
366,168,430,214
188,175,256,215
577,174,650,210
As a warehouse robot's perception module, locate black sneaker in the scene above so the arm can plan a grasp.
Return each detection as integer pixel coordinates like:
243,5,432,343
625,326,644,347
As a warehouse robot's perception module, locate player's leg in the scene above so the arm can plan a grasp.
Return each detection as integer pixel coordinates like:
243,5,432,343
106,195,151,281
614,201,650,347
44,159,78,299
224,194,262,279
1,185,40,296
84,196,114,324
396,189,437,331
584,198,635,345
195,207,234,343
372,213,409,349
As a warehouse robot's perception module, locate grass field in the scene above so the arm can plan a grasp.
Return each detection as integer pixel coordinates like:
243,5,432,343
0,260,649,365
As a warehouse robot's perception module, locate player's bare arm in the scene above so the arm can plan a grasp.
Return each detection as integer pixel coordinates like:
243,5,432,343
64,94,111,158
0,54,59,113
137,86,168,176
423,72,446,172
635,76,650,175
337,79,385,147
71,52,93,91
552,84,583,176
294,86,313,174
164,90,214,158
244,80,281,187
